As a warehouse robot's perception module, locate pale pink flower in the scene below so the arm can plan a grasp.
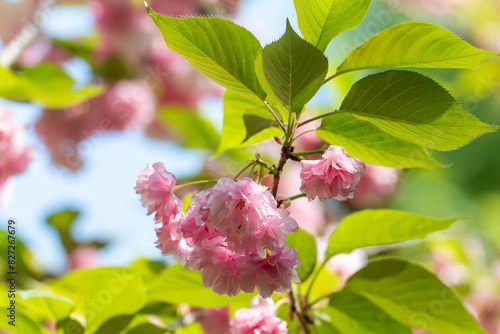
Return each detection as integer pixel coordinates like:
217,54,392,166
327,249,367,285
193,177,277,236
300,146,365,201
348,164,400,209
68,245,99,270
155,207,185,255
230,297,287,334
188,246,243,296
96,80,156,131
238,247,300,298
135,162,179,216
197,307,231,334
0,110,33,181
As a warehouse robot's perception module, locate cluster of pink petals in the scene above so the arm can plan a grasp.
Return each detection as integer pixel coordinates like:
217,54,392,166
136,164,301,298
36,80,155,170
230,297,287,334
0,110,33,202
300,146,366,201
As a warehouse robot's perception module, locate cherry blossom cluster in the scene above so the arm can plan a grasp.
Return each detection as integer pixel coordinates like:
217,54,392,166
0,110,33,203
135,162,301,297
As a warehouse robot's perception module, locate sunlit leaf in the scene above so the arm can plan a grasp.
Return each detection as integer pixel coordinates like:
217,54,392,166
294,0,372,52
337,23,499,75
0,64,103,108
147,6,265,99
317,113,443,168
287,228,317,282
255,21,328,113
325,210,458,259
345,259,486,334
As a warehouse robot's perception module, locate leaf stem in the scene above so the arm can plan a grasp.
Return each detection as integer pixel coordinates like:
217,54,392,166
264,101,287,134
297,110,338,128
174,180,217,191
233,161,256,180
289,291,311,334
290,150,325,157
281,193,307,202
323,71,344,85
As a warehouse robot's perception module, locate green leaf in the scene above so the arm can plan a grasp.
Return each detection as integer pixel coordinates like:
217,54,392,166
147,7,265,99
337,22,499,75
345,259,486,334
146,264,255,309
49,267,146,333
339,71,499,150
158,108,220,149
255,20,328,113
214,90,282,156
85,268,147,332
294,0,372,52
325,210,458,259
319,291,412,333
317,113,443,168
286,228,317,282
18,290,75,321
0,64,103,108
243,107,279,142
46,209,80,255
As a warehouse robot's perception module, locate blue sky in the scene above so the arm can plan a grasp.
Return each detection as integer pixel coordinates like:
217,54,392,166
0,0,299,273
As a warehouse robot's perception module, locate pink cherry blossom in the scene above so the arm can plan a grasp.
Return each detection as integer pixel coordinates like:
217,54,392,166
0,110,33,183
197,307,231,334
187,246,243,296
155,207,185,256
194,177,277,236
135,162,179,216
327,249,367,285
238,247,300,298
300,145,366,201
68,245,99,270
230,297,287,334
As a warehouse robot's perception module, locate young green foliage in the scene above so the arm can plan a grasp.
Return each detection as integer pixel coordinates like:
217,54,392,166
215,90,282,156
338,70,499,150
147,6,265,99
337,22,500,75
325,210,458,260
319,291,412,334
294,0,372,52
344,259,487,334
286,228,317,282
0,64,103,108
255,20,328,113
317,113,443,168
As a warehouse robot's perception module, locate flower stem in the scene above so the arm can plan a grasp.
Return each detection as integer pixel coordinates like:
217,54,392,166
174,180,217,191
289,291,311,334
296,110,339,128
281,193,307,202
233,161,256,180
290,150,325,157
264,101,287,134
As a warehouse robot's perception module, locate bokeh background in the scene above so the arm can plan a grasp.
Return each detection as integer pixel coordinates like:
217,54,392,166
1,0,500,332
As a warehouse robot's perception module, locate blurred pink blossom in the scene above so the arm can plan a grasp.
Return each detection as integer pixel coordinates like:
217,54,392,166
300,146,365,201
68,245,99,270
197,307,231,334
327,249,367,285
347,164,400,209
36,80,155,170
230,297,287,334
0,110,33,181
